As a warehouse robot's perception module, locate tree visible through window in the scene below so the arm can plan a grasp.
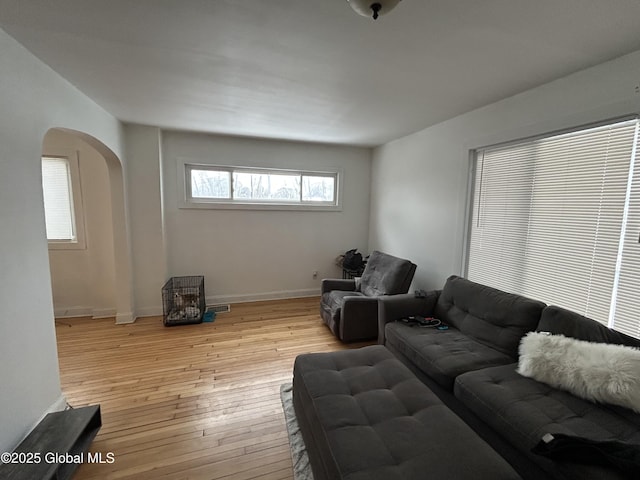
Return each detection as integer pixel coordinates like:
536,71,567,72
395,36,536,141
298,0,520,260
190,169,230,199
187,165,338,206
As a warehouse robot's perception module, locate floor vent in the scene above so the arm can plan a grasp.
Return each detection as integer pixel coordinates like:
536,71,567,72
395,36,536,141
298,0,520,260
207,304,231,314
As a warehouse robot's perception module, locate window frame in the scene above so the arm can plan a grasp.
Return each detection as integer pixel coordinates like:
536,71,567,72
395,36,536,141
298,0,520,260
180,161,342,211
42,151,87,250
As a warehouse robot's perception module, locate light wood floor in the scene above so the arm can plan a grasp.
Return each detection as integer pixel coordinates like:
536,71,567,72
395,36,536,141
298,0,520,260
55,297,372,480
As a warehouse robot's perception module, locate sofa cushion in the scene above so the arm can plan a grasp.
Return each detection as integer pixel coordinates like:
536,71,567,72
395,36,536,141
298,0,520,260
518,332,640,413
360,251,415,297
538,305,640,348
385,322,514,390
433,276,546,357
454,364,640,480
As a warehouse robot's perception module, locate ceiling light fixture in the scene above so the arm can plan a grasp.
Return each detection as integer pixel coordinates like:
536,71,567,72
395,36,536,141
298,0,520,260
347,0,402,20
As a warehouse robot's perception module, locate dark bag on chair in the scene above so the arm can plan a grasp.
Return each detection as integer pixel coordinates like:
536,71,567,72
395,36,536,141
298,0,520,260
342,249,364,271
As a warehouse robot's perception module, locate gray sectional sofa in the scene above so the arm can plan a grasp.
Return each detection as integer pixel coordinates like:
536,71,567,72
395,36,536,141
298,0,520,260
378,275,640,479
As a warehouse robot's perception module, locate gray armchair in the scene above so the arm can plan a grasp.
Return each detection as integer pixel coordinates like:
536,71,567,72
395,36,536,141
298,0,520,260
320,250,417,342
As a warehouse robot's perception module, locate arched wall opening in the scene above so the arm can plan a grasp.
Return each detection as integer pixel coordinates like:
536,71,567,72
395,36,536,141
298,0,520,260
43,127,134,323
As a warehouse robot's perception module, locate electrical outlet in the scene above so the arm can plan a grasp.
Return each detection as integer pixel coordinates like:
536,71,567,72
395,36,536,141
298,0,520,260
313,270,318,279
635,84,640,94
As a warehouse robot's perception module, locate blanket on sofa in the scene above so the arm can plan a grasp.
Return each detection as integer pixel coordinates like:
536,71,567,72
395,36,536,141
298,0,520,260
533,433,640,476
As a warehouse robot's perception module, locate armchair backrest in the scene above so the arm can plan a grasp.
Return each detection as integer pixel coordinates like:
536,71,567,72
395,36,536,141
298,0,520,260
360,251,416,297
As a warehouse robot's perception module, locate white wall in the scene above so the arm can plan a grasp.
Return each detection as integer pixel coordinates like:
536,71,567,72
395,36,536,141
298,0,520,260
43,130,117,318
125,124,168,316
161,131,371,304
370,49,640,291
0,27,126,453
125,126,371,315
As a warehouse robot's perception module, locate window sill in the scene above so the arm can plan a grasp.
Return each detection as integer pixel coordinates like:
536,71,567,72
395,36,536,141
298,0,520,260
178,200,342,212
48,240,87,250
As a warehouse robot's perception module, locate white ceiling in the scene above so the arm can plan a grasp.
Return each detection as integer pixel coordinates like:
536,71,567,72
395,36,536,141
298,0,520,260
2,0,640,147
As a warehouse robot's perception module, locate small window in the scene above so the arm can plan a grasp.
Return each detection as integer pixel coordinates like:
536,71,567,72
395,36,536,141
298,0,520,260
302,175,336,203
190,169,231,199
41,154,86,249
233,170,300,202
184,164,340,210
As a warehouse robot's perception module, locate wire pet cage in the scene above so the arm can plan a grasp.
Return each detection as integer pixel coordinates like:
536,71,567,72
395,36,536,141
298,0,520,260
162,276,205,326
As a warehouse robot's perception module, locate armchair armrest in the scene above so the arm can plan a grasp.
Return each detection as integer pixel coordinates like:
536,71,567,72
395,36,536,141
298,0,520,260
377,290,440,344
341,295,378,341
321,278,356,295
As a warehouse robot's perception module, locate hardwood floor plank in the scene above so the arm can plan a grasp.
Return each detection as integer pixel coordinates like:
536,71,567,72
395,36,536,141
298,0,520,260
57,297,373,479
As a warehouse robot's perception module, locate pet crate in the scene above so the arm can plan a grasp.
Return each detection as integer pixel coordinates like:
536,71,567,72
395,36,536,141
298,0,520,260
162,275,206,326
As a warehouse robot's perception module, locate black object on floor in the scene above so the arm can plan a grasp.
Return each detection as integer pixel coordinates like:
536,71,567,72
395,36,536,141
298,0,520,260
0,405,102,480
532,432,640,476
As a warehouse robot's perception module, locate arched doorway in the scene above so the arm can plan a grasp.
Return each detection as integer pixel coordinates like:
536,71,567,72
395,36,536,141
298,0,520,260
42,128,134,323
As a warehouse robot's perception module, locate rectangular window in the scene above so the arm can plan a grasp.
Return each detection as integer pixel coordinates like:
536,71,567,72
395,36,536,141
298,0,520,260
184,164,339,209
42,156,76,241
466,118,640,339
190,169,231,199
302,175,336,203
41,154,86,249
233,170,301,202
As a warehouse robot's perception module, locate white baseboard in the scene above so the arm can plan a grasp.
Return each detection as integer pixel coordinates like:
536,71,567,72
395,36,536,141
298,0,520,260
54,306,117,319
115,312,135,324
91,308,117,319
54,306,93,318
16,394,68,448
132,289,320,318
134,306,163,318
207,288,320,305
47,394,69,413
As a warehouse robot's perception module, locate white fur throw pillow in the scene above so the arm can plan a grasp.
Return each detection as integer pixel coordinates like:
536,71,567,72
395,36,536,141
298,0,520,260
518,332,640,413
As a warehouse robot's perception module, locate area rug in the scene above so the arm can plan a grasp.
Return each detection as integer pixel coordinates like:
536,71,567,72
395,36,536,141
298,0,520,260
280,383,314,480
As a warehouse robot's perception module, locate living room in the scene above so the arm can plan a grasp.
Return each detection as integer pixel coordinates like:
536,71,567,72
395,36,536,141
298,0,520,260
2,1,640,479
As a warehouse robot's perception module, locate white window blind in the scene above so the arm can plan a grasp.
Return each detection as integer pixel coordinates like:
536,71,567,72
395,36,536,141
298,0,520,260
467,118,640,338
42,156,76,241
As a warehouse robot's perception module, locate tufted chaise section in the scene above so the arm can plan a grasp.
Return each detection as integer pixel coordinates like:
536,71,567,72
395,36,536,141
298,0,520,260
292,345,521,480
454,363,640,480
